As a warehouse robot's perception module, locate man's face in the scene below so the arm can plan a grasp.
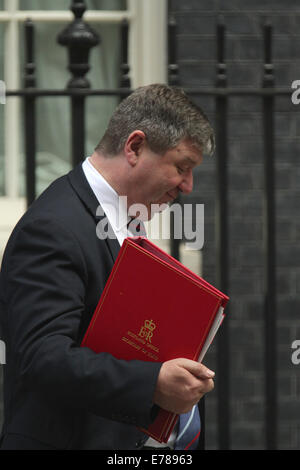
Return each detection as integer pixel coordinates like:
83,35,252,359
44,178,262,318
128,139,203,220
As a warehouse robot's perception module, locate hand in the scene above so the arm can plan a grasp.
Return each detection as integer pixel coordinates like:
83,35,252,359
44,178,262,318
153,358,215,414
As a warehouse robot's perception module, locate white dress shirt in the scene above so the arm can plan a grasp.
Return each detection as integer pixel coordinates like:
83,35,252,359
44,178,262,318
82,157,132,246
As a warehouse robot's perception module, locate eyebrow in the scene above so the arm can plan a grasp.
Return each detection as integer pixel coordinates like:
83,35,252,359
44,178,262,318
182,157,199,166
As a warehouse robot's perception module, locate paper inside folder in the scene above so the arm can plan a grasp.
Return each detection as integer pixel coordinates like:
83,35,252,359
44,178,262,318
198,306,225,363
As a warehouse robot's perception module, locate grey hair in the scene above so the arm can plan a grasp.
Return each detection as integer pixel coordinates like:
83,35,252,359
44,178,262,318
95,83,215,157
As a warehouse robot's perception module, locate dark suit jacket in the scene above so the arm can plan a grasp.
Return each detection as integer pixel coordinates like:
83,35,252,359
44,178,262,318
0,164,162,450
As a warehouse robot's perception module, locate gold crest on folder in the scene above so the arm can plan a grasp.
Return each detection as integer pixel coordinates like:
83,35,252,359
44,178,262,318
138,319,156,343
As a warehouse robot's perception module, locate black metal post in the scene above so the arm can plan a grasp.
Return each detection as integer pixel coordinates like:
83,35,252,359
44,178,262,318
120,19,131,90
57,0,100,167
262,21,277,451
168,12,179,88
167,11,181,262
24,19,37,207
215,18,230,450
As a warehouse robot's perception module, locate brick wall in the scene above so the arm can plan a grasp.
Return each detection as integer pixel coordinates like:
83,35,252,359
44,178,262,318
170,0,300,449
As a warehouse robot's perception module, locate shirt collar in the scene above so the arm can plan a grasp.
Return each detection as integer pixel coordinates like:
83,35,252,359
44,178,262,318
82,157,130,233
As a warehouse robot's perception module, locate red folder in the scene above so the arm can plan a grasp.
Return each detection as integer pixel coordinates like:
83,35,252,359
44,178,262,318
81,237,229,443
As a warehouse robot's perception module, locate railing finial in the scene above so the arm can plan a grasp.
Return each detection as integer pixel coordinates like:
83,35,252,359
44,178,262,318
57,0,100,89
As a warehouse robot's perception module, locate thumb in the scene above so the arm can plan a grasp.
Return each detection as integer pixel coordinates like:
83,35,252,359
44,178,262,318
178,358,215,379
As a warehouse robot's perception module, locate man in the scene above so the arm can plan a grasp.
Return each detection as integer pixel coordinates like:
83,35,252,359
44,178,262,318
0,84,215,450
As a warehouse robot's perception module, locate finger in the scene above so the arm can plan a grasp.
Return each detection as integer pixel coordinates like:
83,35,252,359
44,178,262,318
178,358,215,379
198,378,215,394
196,365,215,379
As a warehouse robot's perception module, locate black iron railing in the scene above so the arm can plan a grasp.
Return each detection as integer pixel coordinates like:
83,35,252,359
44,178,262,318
6,3,131,205
166,12,288,451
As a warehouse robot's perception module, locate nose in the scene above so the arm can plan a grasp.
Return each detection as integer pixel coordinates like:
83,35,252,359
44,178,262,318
179,169,193,194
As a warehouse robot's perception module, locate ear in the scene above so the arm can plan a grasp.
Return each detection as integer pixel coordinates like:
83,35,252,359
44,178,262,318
124,130,146,167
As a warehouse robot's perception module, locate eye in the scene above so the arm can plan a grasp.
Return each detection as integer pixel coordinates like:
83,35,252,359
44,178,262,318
177,166,185,175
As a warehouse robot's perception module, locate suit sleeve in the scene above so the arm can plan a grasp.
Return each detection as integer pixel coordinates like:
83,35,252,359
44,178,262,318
3,217,161,428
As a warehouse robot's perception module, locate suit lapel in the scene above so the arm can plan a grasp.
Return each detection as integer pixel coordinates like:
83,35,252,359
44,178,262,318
67,164,120,262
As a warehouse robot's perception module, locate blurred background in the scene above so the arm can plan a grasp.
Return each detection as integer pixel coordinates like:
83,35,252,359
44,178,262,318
0,0,299,450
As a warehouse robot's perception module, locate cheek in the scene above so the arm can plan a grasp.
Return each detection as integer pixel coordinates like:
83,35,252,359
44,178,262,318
168,175,181,188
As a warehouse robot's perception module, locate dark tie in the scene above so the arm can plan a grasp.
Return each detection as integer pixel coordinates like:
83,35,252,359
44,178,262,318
174,405,201,450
